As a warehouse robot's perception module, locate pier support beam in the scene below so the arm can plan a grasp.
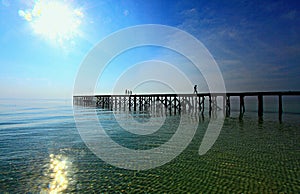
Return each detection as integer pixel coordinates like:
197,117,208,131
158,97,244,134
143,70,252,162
240,95,245,114
198,96,202,112
201,96,205,115
209,95,212,117
133,96,136,111
174,96,177,115
127,96,130,111
258,95,263,118
279,95,283,122
223,95,226,117
169,96,172,115
226,96,230,117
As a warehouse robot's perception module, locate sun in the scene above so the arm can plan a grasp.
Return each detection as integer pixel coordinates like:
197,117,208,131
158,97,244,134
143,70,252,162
19,0,84,45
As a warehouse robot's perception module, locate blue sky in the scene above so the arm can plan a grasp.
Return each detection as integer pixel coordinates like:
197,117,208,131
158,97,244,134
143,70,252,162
0,0,299,98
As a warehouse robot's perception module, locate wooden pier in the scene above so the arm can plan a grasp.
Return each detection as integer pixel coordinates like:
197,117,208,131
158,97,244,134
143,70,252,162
73,91,300,121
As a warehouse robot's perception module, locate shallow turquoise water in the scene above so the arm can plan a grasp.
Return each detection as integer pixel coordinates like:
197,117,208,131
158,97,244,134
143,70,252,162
0,99,299,193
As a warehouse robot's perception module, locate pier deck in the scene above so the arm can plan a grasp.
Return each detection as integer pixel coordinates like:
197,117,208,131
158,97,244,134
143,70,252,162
73,91,300,121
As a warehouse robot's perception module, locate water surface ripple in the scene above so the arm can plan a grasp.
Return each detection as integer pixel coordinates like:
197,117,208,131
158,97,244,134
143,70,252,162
0,99,299,193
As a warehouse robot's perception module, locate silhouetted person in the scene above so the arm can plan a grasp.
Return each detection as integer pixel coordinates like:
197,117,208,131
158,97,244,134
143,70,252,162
194,85,198,94
125,89,128,95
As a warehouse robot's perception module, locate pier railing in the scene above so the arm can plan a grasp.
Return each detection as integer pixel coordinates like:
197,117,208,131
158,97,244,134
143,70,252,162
73,91,300,121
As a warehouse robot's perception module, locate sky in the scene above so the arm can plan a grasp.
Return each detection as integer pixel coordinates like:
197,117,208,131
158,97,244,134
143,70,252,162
0,0,299,98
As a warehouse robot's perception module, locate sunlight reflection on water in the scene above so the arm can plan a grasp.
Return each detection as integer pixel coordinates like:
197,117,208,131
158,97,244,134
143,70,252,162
40,154,71,194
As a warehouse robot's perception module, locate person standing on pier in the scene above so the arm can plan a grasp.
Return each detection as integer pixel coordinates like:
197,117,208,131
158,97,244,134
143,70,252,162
194,85,198,94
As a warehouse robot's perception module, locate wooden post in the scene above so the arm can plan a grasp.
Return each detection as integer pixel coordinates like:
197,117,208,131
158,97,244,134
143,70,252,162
139,96,142,111
105,97,109,109
123,96,125,111
150,96,153,113
279,95,283,122
133,95,136,111
191,96,194,113
107,97,112,110
156,97,160,115
223,95,226,116
107,97,109,109
194,96,197,113
113,97,116,110
152,97,155,115
198,96,201,112
174,96,177,115
226,96,230,117
164,96,167,108
178,96,181,114
169,96,172,115
183,97,186,114
188,96,191,113
201,96,205,115
102,97,104,108
240,95,245,114
164,96,168,115
110,97,112,110
128,96,130,111
209,95,212,117
258,95,263,118
96,97,99,106
109,97,111,109
213,96,217,112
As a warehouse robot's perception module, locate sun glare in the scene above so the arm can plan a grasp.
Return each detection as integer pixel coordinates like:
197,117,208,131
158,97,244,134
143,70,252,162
19,0,84,45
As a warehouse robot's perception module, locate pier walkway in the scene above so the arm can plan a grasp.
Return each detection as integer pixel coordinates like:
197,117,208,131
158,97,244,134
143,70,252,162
73,91,300,121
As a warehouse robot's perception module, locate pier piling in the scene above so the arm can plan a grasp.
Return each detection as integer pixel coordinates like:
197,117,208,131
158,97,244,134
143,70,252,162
279,95,283,122
258,95,263,118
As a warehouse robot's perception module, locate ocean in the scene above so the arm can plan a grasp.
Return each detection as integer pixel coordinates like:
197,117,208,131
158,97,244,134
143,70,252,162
0,98,299,193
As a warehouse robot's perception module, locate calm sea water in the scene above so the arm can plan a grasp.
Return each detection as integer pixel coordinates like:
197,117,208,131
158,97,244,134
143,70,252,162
0,98,299,193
